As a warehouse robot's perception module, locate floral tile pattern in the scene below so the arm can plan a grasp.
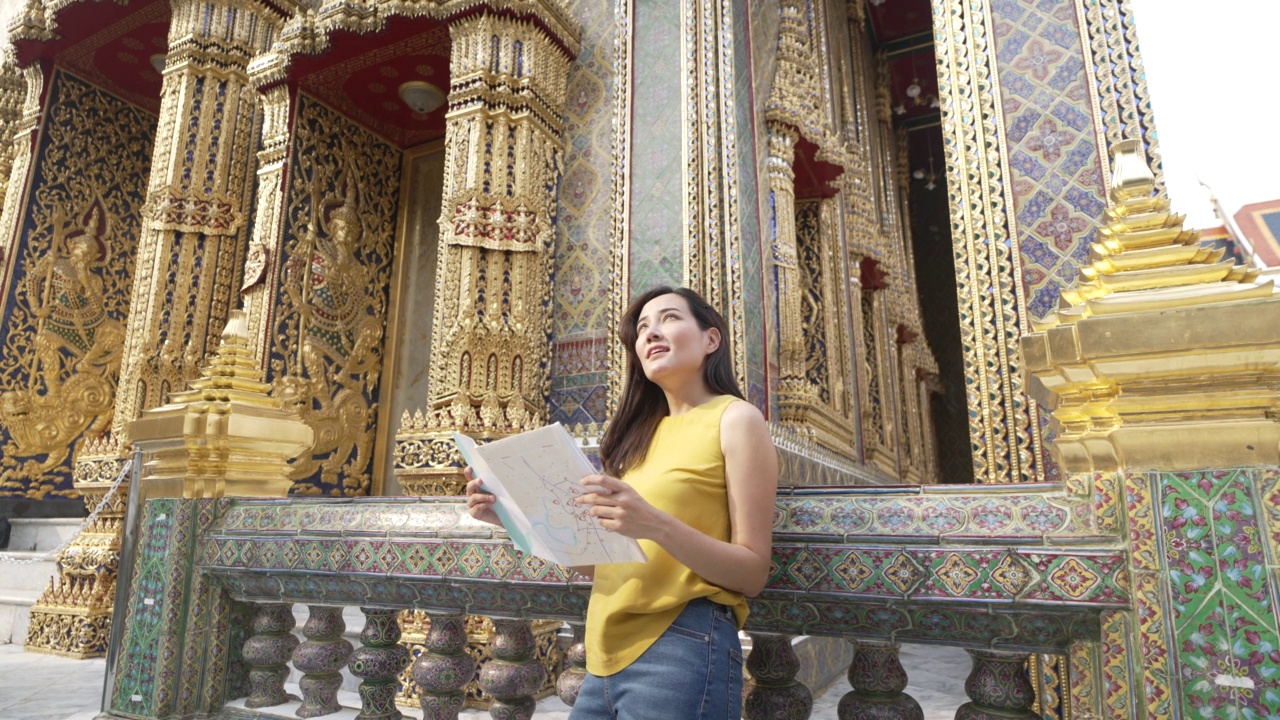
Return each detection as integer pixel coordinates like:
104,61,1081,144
1155,470,1280,717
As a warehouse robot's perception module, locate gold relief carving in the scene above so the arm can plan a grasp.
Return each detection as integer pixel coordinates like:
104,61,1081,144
0,70,153,499
681,0,748,393
273,97,398,496
606,0,633,417
393,9,572,493
2,200,123,478
778,198,856,456
933,0,1035,483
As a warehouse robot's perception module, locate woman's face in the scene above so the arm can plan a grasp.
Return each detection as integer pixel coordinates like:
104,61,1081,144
634,293,719,383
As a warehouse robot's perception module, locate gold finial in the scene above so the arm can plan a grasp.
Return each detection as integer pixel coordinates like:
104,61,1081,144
1047,141,1271,321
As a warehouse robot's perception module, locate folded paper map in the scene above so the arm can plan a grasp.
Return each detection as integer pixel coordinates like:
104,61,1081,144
454,424,647,567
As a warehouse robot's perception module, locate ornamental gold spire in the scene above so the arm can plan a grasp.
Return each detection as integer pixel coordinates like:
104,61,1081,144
1049,139,1271,323
1021,141,1280,473
129,310,314,499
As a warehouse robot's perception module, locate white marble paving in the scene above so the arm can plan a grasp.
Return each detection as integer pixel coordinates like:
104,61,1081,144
0,642,972,720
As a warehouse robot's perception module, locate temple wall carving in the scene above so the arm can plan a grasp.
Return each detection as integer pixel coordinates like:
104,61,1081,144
265,94,401,497
0,68,155,500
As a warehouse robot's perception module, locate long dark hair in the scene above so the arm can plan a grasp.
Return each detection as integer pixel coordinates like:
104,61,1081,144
599,286,743,476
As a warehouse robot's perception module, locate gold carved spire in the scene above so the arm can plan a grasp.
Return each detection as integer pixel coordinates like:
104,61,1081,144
129,310,313,499
1049,139,1271,323
1021,141,1280,473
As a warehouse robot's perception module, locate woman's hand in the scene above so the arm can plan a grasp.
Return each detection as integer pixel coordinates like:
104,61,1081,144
576,474,672,541
464,467,503,527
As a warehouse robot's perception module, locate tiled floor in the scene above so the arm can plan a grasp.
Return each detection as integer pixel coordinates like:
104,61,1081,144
0,642,972,720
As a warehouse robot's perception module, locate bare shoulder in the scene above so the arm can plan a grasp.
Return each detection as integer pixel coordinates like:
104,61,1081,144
720,399,772,447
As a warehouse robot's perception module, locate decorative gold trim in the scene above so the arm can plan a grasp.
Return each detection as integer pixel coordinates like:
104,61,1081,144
607,0,634,417
377,139,446,496
932,0,1035,483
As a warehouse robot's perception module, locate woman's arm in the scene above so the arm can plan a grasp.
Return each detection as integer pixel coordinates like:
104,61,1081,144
579,401,778,596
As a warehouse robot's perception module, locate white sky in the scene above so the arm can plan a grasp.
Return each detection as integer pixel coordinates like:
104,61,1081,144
1130,0,1280,227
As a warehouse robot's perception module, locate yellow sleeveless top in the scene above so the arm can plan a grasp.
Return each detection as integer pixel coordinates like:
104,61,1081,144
585,394,749,676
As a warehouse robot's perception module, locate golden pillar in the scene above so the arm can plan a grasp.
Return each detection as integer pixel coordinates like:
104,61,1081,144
767,122,806,416
390,6,577,709
25,0,279,657
0,56,26,240
0,58,40,272
395,8,574,493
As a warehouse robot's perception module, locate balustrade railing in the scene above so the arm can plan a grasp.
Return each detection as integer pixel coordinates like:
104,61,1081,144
106,483,1128,720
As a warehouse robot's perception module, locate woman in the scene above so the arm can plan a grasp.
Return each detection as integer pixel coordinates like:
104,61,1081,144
466,286,778,720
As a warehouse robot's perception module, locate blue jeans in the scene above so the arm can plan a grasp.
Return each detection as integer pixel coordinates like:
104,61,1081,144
570,598,744,720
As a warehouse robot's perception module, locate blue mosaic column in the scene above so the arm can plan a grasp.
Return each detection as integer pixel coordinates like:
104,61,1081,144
837,641,922,720
955,649,1036,720
555,623,587,706
292,605,352,717
350,608,412,720
243,603,299,708
410,612,473,720
478,619,546,720
744,633,812,720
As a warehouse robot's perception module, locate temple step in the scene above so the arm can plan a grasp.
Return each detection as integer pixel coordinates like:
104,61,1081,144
0,589,39,644
7,518,82,553
0,552,57,592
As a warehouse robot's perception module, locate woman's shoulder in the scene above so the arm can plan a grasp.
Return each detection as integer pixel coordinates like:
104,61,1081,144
718,397,767,433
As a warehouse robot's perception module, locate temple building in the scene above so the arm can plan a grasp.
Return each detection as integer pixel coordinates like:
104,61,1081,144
0,0,1277,718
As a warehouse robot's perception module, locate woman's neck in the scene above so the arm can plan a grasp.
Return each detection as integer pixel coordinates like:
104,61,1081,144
660,376,718,417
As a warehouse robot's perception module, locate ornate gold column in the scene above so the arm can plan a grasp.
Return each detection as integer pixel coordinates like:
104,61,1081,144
110,0,276,449
767,122,805,410
25,0,280,657
0,59,40,270
0,56,27,245
396,8,573,493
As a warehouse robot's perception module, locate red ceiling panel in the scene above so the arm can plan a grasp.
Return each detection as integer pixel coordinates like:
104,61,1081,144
294,16,451,149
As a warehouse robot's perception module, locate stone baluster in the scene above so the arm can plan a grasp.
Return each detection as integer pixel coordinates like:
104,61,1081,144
744,633,813,720
955,650,1037,720
838,641,922,720
478,619,547,720
292,605,353,718
243,603,299,708
350,608,412,720
555,623,587,706
411,612,474,720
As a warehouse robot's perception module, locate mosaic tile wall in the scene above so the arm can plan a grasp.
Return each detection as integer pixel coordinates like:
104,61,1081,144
0,69,155,500
1113,467,1280,718
990,0,1107,323
549,0,619,426
990,0,1110,483
628,0,685,295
